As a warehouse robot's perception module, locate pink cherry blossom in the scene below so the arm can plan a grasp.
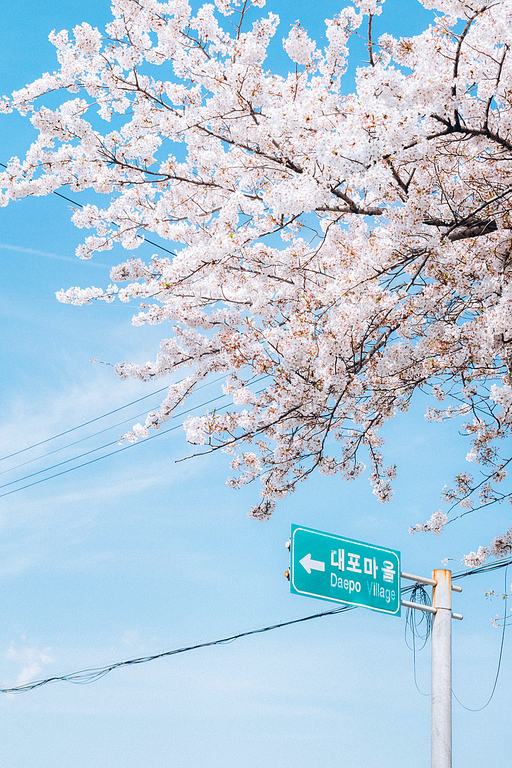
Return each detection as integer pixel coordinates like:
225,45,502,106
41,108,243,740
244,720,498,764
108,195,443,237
1,0,512,558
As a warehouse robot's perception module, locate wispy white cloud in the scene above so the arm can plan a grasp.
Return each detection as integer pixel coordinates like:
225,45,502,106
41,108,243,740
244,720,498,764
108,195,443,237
0,242,110,268
6,637,54,686
0,367,161,460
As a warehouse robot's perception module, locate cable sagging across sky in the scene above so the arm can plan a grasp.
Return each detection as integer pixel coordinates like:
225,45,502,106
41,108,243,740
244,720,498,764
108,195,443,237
3,557,511,695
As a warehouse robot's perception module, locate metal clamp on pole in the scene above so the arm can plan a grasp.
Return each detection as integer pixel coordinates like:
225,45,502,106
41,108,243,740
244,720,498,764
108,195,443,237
402,571,437,586
401,600,463,622
401,572,462,593
401,573,463,622
401,599,436,614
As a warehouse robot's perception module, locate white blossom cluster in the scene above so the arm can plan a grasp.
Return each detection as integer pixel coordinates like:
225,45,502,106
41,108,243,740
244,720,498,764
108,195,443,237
410,510,449,536
1,0,512,553
283,23,318,65
463,525,512,566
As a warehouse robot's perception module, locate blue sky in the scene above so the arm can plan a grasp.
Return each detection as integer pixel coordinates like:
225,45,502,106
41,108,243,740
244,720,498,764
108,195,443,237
0,1,510,767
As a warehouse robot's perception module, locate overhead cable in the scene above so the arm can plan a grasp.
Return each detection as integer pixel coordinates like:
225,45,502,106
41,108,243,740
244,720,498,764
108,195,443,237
0,376,268,496
0,374,230,472
0,391,230,499
452,564,509,712
0,385,169,463
1,563,509,695
0,605,355,693
1,372,246,466
404,584,432,697
0,161,177,257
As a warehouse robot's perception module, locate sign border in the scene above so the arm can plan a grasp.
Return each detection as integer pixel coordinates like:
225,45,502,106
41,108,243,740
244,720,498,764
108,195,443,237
290,524,401,616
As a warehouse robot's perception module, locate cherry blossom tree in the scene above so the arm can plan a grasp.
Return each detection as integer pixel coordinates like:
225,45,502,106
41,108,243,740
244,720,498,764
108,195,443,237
1,0,512,563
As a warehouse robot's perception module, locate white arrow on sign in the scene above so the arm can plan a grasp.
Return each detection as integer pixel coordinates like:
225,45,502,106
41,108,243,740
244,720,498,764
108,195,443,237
299,553,325,574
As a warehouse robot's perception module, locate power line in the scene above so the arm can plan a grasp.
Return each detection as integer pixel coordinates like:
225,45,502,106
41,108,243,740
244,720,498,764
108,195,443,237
451,556,512,581
0,385,170,463
0,375,268,495
404,584,432,697
0,392,234,499
402,557,512,710
0,374,229,474
0,372,243,465
0,382,267,497
0,413,136,477
0,403,166,478
452,564,509,712
0,161,177,257
0,605,354,694
2,560,510,695
0,391,229,495
53,190,177,256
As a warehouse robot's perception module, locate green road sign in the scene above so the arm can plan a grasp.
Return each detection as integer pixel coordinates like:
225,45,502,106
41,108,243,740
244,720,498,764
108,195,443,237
290,525,401,616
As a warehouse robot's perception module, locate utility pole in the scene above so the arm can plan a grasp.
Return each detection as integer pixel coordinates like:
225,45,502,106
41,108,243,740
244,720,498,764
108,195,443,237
402,569,462,768
431,570,453,768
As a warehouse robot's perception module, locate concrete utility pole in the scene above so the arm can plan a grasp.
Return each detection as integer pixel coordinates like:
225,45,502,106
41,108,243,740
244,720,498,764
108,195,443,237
431,570,453,768
402,569,462,768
